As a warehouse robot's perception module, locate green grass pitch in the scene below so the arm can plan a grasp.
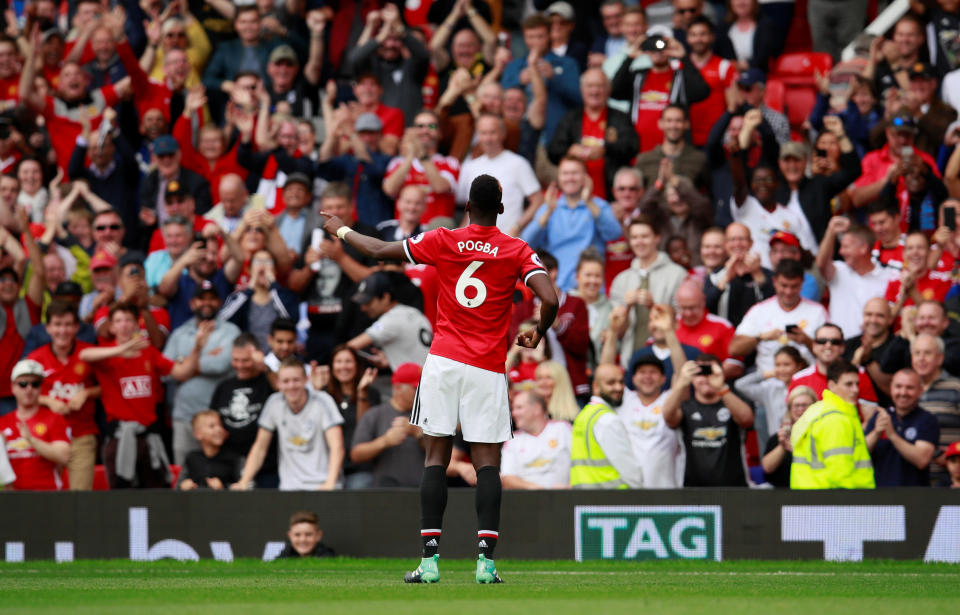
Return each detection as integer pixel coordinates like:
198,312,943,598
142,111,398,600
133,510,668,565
1,558,958,615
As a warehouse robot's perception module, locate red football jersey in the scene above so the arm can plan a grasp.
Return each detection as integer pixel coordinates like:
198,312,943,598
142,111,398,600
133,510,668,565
634,69,672,152
94,304,171,338
0,408,69,490
676,313,735,362
403,225,546,372
884,270,952,308
90,343,175,425
28,342,98,439
581,109,608,200
689,55,736,147
604,234,633,292
872,238,905,270
386,154,460,224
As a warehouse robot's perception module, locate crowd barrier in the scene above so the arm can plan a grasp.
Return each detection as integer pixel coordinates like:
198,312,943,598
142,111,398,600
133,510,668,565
1,489,958,562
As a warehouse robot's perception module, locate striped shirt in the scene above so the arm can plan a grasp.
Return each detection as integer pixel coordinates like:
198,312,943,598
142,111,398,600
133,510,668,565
920,371,960,477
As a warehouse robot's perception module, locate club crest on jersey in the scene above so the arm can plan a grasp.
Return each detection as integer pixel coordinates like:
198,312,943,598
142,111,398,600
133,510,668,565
457,240,499,256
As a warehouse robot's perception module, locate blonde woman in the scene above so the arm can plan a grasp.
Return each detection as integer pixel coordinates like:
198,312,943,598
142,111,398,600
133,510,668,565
761,386,817,488
534,361,580,422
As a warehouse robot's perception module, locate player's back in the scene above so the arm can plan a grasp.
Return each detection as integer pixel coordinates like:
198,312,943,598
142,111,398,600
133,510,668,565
403,224,544,374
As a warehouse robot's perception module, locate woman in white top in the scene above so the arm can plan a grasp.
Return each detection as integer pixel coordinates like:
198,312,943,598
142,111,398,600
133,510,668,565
716,0,781,72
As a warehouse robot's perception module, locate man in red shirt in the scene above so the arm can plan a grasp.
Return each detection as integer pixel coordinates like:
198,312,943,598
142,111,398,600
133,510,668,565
321,174,558,584
93,251,171,349
0,360,70,490
868,198,906,270
789,323,878,408
80,302,212,488
674,280,738,376
885,231,952,311
383,110,460,225
686,17,737,147
27,301,99,491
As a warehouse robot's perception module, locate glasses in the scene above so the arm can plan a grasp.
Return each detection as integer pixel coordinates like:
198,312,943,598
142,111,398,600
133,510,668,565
815,338,845,346
15,380,41,389
414,123,438,130
95,224,122,231
676,7,698,14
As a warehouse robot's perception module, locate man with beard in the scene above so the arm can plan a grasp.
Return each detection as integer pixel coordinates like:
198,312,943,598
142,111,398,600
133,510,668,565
686,17,736,148
846,297,897,406
570,363,644,488
163,281,241,464
209,334,279,487
635,105,709,193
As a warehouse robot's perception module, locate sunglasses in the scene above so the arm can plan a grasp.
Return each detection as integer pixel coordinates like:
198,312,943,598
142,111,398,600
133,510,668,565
0,275,16,283
815,338,845,346
414,123,438,130
676,7,698,14
95,224,122,231
15,380,41,389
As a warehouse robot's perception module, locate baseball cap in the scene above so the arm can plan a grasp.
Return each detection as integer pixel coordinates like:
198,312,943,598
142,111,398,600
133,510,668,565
192,279,219,299
391,362,422,386
889,111,918,133
737,67,767,87
54,281,83,298
269,44,299,65
630,354,665,375
354,113,383,133
164,180,188,201
769,230,801,249
153,135,180,156
90,250,117,270
11,359,44,382
545,1,575,20
118,250,146,270
0,266,19,282
41,28,64,44
945,441,960,459
779,141,808,160
352,272,392,304
908,61,936,80
284,172,312,190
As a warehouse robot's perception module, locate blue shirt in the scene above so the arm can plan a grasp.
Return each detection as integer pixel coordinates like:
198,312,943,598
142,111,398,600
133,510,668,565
278,214,306,255
168,270,232,331
520,195,622,290
864,406,940,486
317,153,393,227
144,250,173,290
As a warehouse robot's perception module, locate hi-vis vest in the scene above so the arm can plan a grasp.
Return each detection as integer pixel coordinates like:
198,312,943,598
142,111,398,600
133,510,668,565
570,402,628,489
790,389,875,489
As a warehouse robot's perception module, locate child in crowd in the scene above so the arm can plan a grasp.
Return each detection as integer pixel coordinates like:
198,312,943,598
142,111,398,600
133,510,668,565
177,411,242,490
943,441,960,488
735,346,808,443
277,511,336,558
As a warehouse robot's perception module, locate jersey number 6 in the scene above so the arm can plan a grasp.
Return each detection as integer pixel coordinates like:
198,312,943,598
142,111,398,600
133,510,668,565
455,260,487,308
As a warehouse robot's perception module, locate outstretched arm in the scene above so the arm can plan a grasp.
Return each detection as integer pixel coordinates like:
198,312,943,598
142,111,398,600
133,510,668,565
320,213,406,261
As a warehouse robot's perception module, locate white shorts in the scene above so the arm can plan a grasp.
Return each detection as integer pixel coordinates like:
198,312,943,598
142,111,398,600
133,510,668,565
412,354,512,443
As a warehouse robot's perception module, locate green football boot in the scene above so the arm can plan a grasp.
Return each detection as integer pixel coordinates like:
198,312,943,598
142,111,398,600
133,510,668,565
475,554,503,584
403,554,440,583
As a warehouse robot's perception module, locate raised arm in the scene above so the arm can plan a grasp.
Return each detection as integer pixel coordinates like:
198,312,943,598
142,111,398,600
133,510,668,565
816,215,849,282
320,213,407,261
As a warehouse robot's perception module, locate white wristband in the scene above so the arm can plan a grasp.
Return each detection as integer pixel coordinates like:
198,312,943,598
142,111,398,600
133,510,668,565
336,226,352,240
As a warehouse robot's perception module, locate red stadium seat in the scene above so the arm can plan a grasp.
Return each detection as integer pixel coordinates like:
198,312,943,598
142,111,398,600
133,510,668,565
169,464,182,489
765,78,786,113
771,52,834,136
60,464,111,490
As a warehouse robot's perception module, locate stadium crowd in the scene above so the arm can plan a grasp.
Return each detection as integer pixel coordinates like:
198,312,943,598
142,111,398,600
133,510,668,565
2,0,960,493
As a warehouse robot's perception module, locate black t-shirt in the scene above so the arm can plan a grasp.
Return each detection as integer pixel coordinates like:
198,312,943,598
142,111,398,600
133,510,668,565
180,448,243,487
351,402,425,487
328,386,382,475
845,332,896,409
209,373,278,475
679,397,748,487
763,434,791,488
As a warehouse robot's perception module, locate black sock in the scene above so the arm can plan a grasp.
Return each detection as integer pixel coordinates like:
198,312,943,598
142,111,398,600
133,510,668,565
420,465,447,558
475,466,501,559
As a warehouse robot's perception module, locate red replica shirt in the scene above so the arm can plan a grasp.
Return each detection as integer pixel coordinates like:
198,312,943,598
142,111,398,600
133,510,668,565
884,270,952,308
403,225,546,373
689,55,736,147
386,154,460,224
173,113,248,204
634,69,672,152
0,408,69,490
0,298,41,398
872,237,905,270
90,343,174,425
0,75,19,107
27,342,98,439
581,110,608,200
604,234,633,292
854,145,940,189
405,263,440,328
788,365,878,407
676,313,735,362
42,85,120,172
94,304,171,338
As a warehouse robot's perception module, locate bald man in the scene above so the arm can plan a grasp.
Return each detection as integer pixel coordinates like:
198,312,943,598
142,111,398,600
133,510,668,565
911,333,960,483
704,222,774,325
845,297,896,406
205,174,251,233
675,280,737,373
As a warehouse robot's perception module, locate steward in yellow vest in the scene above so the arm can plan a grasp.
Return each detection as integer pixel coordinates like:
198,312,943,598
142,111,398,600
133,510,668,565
791,361,875,489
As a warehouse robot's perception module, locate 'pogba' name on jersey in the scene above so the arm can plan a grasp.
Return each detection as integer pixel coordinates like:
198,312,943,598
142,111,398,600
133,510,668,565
457,240,499,256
